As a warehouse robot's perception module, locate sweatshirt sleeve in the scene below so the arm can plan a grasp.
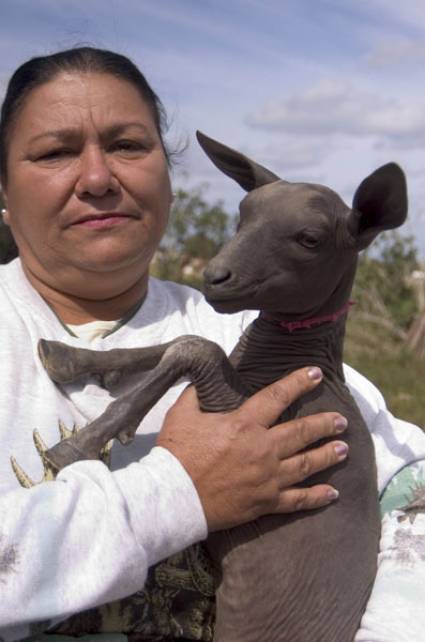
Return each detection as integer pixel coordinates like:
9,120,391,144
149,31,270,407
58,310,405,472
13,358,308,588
343,364,425,492
0,447,207,642
355,460,425,642
343,365,425,641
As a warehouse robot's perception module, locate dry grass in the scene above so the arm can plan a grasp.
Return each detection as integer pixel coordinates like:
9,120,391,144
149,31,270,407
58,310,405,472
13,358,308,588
344,314,425,429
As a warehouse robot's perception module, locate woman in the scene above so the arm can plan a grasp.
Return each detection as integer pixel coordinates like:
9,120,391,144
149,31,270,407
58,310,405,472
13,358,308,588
0,47,424,642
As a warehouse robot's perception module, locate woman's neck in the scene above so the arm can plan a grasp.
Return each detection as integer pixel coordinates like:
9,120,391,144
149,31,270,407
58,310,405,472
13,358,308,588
22,261,149,324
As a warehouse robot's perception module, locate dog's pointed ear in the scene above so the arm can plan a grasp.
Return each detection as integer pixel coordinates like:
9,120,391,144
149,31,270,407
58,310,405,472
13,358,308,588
347,163,408,250
196,131,281,192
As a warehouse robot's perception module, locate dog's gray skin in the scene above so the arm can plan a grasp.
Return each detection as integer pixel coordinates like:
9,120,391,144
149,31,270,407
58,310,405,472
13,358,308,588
38,132,407,641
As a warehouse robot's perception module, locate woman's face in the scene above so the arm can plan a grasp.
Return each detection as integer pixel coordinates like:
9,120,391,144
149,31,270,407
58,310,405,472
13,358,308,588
2,71,172,298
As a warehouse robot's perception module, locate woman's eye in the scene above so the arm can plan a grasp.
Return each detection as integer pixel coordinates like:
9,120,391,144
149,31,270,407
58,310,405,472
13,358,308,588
36,149,73,162
111,140,148,154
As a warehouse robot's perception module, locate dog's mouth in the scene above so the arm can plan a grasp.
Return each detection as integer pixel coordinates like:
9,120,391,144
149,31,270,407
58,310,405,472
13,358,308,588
203,280,262,312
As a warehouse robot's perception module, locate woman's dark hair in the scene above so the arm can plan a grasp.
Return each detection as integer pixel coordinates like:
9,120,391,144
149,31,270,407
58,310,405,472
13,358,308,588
0,46,169,184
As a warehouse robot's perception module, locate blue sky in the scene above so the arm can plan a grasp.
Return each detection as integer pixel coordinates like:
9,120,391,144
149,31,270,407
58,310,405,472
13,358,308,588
1,0,425,255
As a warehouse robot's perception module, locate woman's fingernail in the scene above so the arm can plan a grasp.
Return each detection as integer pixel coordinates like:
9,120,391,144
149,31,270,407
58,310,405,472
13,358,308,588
307,367,322,381
327,488,339,501
334,442,348,460
334,416,348,432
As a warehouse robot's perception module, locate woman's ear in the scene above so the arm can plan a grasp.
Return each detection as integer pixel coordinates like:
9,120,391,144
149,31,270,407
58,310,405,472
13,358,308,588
1,189,10,225
1,207,10,226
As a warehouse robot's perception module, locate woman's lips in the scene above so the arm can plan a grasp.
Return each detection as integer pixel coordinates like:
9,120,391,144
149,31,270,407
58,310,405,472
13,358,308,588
72,214,135,229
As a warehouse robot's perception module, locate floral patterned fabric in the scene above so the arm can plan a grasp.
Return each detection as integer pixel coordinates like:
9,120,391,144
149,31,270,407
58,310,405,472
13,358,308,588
50,543,217,641
355,459,425,642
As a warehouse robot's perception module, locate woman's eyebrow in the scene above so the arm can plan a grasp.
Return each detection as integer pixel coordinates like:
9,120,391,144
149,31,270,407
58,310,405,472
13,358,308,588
29,128,80,144
28,122,151,145
104,122,150,137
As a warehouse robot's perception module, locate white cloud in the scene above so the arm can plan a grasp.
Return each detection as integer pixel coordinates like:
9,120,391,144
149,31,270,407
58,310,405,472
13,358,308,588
357,0,425,31
245,138,331,174
246,79,425,148
366,38,425,67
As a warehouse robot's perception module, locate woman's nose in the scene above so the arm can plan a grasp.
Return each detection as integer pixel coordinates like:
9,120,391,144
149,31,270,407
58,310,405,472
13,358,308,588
75,147,120,198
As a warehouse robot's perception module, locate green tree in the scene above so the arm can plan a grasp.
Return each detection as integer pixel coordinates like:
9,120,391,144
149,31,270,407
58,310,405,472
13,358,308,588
352,231,419,331
343,232,425,426
151,185,234,288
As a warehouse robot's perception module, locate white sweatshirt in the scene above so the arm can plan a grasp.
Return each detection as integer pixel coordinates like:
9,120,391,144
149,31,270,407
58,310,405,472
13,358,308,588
0,259,424,642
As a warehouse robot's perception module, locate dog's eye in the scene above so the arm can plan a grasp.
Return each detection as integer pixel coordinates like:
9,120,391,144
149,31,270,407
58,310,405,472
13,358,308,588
296,233,321,249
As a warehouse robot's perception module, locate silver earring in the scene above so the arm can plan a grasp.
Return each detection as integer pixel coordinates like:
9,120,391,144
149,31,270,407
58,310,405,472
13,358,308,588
1,209,6,215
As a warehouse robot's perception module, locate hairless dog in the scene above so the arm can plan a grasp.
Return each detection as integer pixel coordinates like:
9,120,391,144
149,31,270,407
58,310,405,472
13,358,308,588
33,132,407,641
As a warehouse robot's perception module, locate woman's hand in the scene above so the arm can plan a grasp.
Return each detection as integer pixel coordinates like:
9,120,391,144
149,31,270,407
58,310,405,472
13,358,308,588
157,367,348,532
